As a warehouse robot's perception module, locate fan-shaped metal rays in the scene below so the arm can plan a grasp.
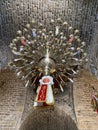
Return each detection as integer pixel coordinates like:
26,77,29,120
9,18,87,93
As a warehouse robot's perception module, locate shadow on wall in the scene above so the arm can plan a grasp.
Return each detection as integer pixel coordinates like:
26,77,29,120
19,106,78,130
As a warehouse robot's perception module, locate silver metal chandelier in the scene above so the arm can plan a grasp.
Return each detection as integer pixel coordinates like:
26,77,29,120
9,18,87,107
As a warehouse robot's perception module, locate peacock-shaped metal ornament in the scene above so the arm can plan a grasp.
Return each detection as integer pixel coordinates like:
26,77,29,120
9,18,88,107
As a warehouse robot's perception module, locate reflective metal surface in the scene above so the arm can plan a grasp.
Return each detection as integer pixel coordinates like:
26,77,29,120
9,18,87,93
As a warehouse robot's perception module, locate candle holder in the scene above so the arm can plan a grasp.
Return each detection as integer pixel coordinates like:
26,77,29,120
9,18,88,107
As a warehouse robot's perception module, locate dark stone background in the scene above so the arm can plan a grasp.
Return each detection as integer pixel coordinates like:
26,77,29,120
0,0,98,76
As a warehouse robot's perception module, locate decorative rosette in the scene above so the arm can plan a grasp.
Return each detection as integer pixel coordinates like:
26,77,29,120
9,18,88,93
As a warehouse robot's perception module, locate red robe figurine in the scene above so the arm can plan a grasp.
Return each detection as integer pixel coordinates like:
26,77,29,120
34,76,54,107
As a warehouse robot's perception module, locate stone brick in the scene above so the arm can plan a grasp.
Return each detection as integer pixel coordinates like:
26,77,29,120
73,70,98,130
0,70,25,130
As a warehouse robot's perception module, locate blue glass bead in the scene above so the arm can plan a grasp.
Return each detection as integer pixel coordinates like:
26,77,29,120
32,30,37,38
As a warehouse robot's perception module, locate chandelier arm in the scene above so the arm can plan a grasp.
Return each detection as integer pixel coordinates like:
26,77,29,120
9,18,88,102
55,77,63,92
60,73,73,83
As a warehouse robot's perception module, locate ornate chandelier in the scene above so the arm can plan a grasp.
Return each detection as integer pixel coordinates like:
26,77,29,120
9,18,87,107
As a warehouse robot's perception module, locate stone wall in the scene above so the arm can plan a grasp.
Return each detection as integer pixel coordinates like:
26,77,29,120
0,69,25,129
0,0,98,42
88,22,98,78
73,70,98,130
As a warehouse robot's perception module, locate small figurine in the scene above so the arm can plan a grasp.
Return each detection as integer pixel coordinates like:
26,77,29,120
34,76,54,107
91,86,98,113
20,37,26,45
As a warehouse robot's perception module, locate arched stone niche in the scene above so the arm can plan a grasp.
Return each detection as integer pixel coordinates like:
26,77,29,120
19,106,78,130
